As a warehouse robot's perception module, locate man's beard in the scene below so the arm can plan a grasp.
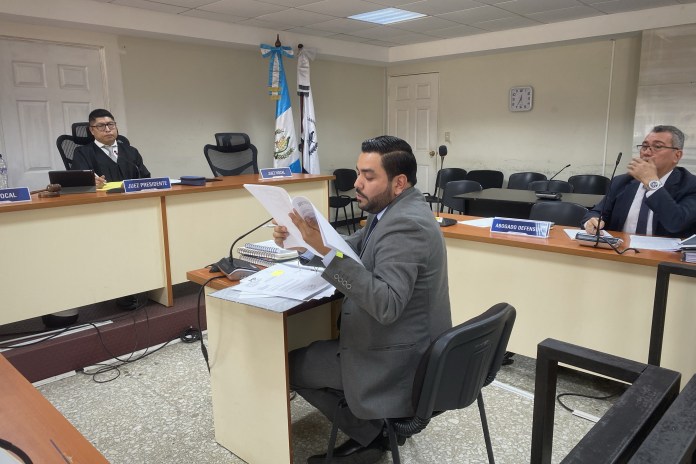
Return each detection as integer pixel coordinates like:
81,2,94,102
356,186,395,214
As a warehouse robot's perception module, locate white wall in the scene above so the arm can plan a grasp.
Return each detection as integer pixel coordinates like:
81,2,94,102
387,37,642,181
117,36,386,179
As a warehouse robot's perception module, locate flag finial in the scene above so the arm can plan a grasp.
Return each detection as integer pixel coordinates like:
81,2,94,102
275,34,281,47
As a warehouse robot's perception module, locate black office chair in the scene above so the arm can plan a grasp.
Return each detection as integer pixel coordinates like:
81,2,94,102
424,167,467,210
568,174,610,195
324,303,517,464
204,133,258,176
507,172,546,190
441,180,482,214
466,170,504,189
56,134,91,169
529,201,588,227
330,169,359,233
527,180,574,193
71,121,130,146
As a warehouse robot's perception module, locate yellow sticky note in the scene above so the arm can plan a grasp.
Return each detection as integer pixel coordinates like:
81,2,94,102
271,270,284,276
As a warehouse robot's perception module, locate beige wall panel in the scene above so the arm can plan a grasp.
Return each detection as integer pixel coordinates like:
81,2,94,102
117,36,386,179
388,38,642,180
0,198,166,323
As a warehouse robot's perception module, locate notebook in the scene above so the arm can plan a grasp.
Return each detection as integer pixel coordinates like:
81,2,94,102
48,170,96,194
237,241,299,262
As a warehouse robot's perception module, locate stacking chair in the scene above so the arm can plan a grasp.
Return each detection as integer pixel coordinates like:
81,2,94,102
56,134,91,169
507,171,546,190
568,174,611,195
466,170,504,189
441,180,482,214
529,201,588,227
527,180,574,193
323,303,517,464
423,167,467,210
329,169,359,233
204,133,258,176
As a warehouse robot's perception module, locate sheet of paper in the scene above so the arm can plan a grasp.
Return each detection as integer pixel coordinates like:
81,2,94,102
244,183,362,264
234,263,333,301
564,229,614,240
460,217,493,227
209,286,301,312
629,235,681,251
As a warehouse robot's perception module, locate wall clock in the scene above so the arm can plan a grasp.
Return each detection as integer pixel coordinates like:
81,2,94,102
509,86,533,112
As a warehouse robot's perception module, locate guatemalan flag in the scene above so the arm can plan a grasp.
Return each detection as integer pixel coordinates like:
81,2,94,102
261,42,300,172
297,46,320,174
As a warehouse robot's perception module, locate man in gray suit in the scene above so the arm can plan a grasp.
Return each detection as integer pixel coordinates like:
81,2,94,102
274,136,452,463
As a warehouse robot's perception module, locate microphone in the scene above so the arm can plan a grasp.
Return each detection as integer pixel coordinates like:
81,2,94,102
213,218,272,280
576,152,638,254
548,164,570,181
434,145,456,227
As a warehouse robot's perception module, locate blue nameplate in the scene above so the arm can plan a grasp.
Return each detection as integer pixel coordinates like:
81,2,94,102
491,217,552,238
260,167,292,179
0,187,31,203
123,177,171,193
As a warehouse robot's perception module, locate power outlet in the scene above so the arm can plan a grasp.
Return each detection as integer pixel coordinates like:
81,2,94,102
444,132,451,143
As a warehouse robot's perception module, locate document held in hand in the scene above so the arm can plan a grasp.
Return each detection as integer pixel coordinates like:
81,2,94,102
244,183,362,263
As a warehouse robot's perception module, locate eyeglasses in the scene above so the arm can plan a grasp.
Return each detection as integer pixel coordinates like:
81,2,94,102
637,144,679,152
90,122,117,132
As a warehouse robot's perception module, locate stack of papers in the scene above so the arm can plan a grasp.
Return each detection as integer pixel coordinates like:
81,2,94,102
209,262,334,313
679,234,696,263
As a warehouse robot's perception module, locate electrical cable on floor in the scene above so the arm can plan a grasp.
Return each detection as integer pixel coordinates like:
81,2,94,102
197,273,227,373
556,390,623,423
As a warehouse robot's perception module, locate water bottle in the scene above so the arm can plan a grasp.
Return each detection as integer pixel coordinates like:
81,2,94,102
0,154,8,189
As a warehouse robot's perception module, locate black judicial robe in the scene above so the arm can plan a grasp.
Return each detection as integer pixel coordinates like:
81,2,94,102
72,142,151,181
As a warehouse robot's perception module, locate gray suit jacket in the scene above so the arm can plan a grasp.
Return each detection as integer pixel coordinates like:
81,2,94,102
323,187,452,420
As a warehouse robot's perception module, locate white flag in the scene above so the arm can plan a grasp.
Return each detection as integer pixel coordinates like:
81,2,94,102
297,47,319,174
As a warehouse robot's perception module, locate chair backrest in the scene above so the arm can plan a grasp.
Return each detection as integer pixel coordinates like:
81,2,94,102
528,179,574,193
441,180,482,213
56,134,91,170
466,170,504,189
215,132,249,147
412,303,516,420
507,171,547,190
204,134,258,176
568,174,611,195
435,167,468,200
70,121,131,146
333,168,357,195
529,201,588,227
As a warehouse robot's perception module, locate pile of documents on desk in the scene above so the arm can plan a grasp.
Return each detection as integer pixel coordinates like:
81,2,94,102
209,261,335,312
679,234,696,263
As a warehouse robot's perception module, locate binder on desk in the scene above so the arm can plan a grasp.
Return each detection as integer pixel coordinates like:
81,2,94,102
237,241,299,262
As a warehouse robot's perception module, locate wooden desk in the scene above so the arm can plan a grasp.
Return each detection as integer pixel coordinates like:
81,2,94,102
0,174,331,325
0,353,108,463
187,268,338,464
456,188,603,219
440,214,696,381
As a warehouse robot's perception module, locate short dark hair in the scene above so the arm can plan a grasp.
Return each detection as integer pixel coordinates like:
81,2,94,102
361,136,417,186
652,125,685,149
88,109,115,124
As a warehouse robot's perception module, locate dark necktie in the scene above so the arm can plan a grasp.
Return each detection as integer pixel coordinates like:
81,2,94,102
360,217,379,256
636,192,651,235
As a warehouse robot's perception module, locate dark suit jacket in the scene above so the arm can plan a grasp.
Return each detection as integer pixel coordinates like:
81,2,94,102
322,187,452,420
582,166,696,238
71,141,150,181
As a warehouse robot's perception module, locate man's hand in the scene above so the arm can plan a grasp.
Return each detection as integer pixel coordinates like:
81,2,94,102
95,175,107,189
584,217,605,234
628,157,659,186
289,210,331,256
272,219,308,253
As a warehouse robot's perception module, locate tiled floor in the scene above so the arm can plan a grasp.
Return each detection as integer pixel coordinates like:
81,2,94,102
37,338,622,463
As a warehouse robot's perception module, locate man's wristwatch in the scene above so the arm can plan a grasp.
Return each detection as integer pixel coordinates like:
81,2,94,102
647,179,662,191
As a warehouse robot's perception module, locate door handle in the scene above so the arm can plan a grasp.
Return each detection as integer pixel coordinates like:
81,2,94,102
429,150,436,157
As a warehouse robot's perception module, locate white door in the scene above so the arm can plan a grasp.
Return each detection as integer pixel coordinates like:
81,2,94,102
387,73,439,194
0,38,106,190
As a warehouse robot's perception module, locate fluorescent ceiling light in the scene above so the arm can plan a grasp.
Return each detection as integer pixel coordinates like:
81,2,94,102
349,8,426,25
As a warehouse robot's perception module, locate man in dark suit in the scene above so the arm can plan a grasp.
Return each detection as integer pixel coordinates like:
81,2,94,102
71,108,150,187
583,125,696,238
274,136,452,464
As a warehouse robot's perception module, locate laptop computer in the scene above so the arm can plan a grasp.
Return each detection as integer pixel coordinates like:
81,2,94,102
48,170,97,194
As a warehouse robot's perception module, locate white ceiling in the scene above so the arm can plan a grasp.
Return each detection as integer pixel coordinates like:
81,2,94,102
90,0,696,47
